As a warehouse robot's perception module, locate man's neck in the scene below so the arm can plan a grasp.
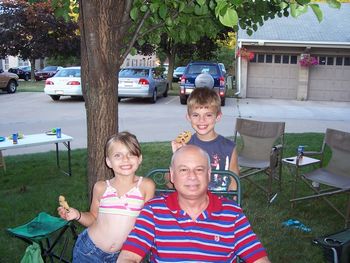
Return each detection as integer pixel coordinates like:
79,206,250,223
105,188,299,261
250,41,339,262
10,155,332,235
178,194,209,221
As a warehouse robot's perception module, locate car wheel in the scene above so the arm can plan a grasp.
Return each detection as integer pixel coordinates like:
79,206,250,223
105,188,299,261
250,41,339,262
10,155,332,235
221,97,226,106
50,95,60,101
6,80,17,93
180,97,187,105
163,85,169,97
150,89,157,103
24,74,29,81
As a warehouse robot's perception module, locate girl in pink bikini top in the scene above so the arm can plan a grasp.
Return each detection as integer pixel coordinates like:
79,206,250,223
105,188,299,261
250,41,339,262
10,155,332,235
57,132,155,262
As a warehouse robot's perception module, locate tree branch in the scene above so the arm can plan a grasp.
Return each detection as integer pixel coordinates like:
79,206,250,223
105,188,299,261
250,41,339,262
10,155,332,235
120,8,151,62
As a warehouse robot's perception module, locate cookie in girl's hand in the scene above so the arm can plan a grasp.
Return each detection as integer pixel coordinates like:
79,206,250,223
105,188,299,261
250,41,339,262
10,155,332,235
58,195,70,210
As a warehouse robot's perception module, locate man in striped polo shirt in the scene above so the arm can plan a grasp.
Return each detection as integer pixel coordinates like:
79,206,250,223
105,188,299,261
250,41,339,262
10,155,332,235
118,145,270,263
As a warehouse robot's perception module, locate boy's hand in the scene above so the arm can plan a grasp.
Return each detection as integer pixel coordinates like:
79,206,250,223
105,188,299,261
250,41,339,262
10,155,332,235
172,131,192,153
171,140,185,153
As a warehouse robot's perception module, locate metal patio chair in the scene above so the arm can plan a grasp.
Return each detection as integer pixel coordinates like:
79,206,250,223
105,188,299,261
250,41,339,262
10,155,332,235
290,128,350,227
234,118,285,202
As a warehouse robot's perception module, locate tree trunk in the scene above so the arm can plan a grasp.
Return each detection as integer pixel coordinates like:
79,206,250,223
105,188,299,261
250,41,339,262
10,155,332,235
167,45,177,90
30,58,36,82
79,0,128,198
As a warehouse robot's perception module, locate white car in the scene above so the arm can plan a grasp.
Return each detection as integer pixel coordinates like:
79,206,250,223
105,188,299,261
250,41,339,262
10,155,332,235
44,67,82,101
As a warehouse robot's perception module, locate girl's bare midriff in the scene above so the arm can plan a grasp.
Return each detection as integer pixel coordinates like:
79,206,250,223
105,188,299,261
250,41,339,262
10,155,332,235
88,213,137,253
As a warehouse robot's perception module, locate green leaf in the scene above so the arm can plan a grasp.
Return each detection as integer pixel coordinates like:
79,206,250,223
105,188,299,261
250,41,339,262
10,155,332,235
196,0,206,6
130,47,137,56
180,30,186,41
194,4,208,16
165,17,173,26
137,39,145,46
219,7,238,28
158,5,168,20
310,4,323,22
179,2,186,12
326,0,341,9
130,7,138,21
140,5,148,12
290,3,308,18
150,3,159,13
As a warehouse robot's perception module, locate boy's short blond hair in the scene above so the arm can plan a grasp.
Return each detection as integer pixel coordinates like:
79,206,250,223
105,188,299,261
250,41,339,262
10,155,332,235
187,87,221,115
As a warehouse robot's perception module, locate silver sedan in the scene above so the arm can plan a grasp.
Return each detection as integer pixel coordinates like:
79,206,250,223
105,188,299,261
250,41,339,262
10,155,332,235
118,67,169,103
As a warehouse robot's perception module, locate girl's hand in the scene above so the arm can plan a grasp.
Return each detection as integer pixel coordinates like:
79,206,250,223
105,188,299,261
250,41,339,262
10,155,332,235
57,206,80,221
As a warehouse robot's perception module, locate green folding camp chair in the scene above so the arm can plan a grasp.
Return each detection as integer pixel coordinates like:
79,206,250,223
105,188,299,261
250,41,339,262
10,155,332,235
7,212,77,263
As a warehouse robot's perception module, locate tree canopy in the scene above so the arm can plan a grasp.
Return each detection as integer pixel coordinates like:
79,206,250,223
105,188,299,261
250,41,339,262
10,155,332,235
0,0,79,66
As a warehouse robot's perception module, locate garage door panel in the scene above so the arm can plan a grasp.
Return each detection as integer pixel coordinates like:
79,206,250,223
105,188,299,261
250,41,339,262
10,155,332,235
309,57,350,101
247,54,298,99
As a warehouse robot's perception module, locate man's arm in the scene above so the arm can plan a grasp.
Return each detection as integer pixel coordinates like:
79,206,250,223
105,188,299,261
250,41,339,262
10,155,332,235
117,250,143,263
254,256,271,263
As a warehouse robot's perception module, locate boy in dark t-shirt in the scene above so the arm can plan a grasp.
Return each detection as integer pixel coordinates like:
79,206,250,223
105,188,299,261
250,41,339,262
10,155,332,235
172,87,239,191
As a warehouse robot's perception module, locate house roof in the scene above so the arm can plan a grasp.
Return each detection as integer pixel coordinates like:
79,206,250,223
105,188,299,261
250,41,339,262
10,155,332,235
238,3,350,46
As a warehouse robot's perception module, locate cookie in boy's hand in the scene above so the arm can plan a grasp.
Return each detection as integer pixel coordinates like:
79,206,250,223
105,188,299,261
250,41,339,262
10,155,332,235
59,195,70,210
175,131,192,144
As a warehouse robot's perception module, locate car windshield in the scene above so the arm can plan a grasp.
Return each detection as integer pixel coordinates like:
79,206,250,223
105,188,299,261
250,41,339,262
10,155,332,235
55,68,80,77
175,67,186,72
187,65,218,75
119,68,149,77
43,66,58,71
19,66,30,70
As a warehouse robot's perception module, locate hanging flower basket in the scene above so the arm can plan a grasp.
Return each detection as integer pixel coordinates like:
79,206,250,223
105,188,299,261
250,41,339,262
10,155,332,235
299,54,318,67
236,47,255,61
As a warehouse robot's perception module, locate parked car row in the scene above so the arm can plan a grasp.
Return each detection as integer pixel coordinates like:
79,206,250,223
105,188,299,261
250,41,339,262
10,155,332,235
8,65,63,82
43,66,169,103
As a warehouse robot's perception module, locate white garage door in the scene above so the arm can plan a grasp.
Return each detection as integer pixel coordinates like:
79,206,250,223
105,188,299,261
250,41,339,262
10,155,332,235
247,54,299,99
309,56,350,101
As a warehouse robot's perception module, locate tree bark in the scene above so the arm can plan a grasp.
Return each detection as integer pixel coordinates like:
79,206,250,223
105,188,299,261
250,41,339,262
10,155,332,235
79,0,128,197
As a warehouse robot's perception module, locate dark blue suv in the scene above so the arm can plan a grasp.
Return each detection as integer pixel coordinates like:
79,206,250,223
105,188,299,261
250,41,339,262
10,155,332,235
179,61,227,106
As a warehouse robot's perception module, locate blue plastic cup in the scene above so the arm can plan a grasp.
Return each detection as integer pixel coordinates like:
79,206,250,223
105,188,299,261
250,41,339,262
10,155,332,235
12,133,18,144
56,128,61,138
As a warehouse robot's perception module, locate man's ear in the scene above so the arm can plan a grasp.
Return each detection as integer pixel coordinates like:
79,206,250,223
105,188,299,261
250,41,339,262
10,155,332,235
208,168,211,181
106,157,112,168
169,167,175,184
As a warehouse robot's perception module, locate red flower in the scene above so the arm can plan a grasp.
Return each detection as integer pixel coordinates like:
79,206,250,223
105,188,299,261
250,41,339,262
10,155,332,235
236,47,255,61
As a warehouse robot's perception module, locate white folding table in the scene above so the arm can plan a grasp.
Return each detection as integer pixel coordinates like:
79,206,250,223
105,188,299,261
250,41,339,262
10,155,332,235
0,133,73,176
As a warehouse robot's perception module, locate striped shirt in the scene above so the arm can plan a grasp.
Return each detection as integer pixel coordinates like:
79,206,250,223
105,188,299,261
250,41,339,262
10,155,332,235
122,191,267,263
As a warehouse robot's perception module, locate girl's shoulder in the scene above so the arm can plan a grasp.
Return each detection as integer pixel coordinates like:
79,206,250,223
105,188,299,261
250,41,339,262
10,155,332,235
139,176,156,189
93,180,108,193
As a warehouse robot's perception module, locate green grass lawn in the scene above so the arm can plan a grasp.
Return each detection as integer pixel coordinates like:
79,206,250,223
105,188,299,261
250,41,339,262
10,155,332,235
1,134,344,262
17,80,45,92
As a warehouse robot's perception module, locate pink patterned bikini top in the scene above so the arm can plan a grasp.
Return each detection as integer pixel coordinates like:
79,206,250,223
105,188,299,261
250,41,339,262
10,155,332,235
99,177,144,217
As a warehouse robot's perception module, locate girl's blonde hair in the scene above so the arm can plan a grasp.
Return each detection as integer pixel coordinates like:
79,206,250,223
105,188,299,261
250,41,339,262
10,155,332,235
105,131,141,157
187,87,221,115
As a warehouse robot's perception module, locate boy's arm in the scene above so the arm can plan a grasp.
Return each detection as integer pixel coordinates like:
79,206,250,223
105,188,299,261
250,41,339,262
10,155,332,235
229,148,240,191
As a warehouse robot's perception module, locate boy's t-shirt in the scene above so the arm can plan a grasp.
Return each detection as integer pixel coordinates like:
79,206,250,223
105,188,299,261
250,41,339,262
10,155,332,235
188,133,236,190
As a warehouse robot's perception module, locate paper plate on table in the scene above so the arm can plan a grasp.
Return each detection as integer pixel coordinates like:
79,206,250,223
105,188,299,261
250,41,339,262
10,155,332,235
45,131,56,136
0,136,5,142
